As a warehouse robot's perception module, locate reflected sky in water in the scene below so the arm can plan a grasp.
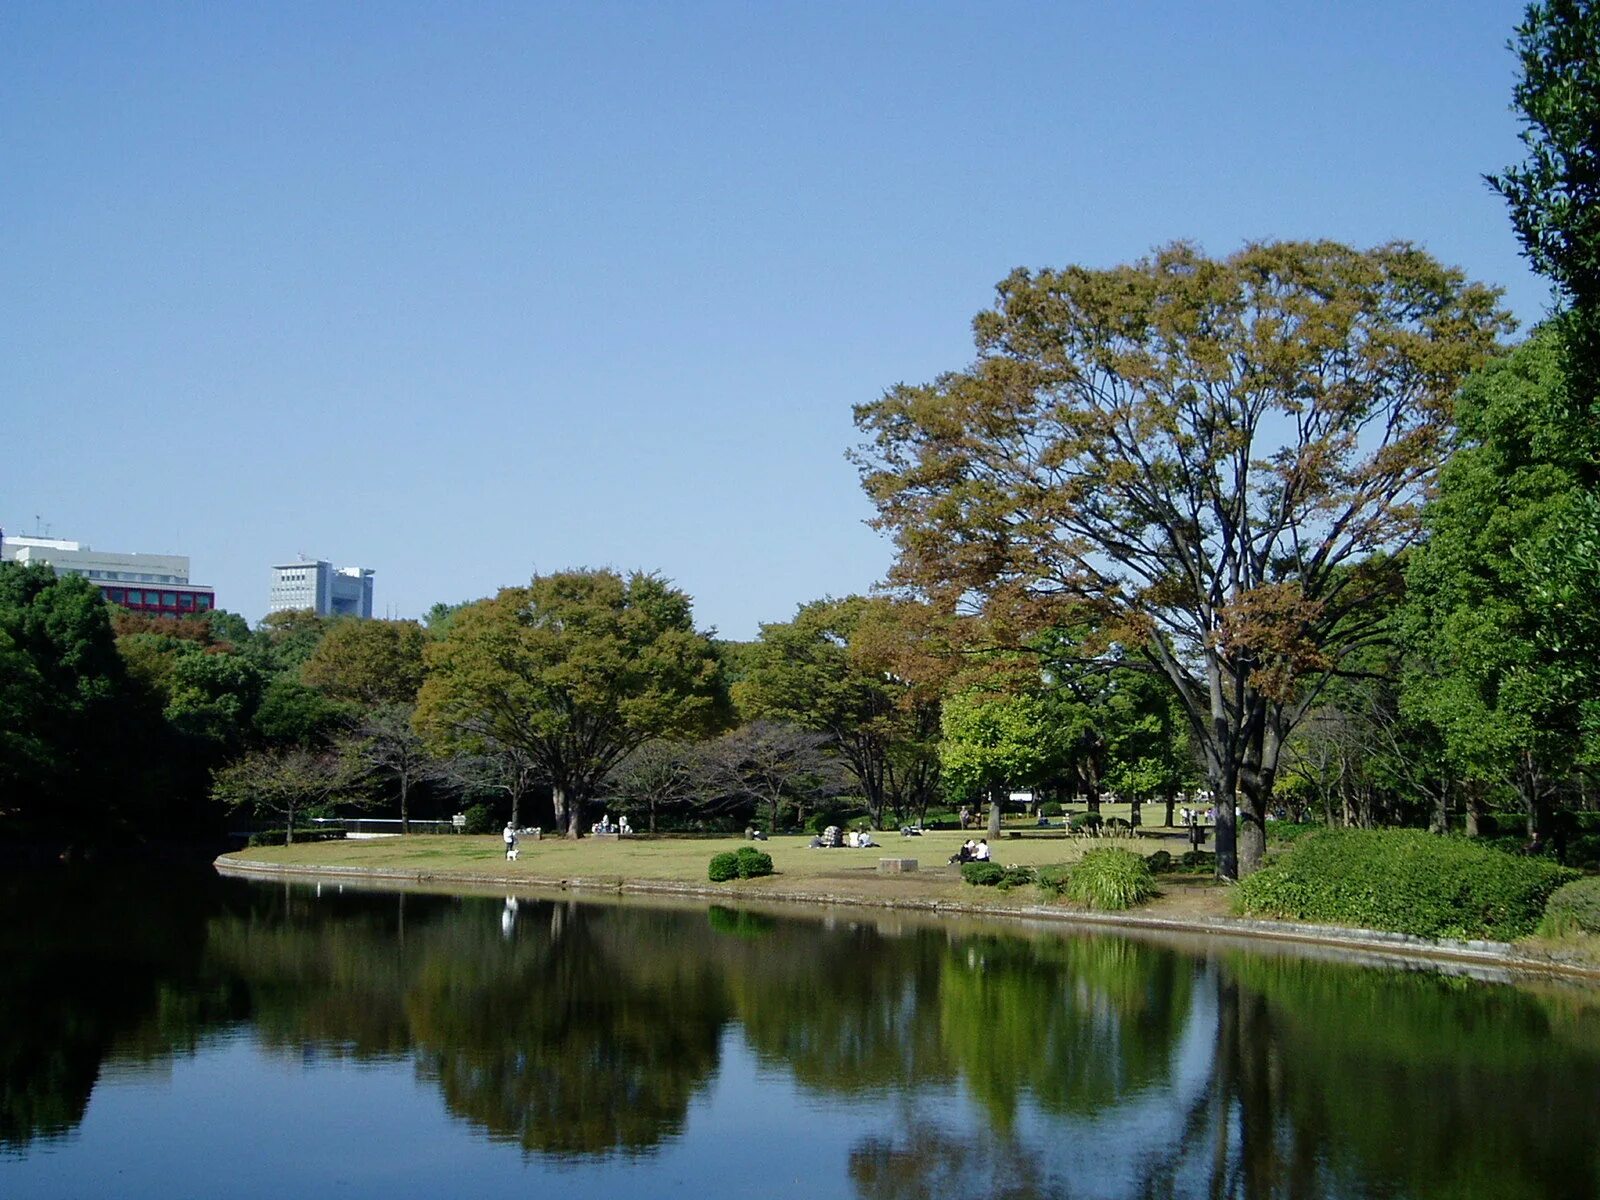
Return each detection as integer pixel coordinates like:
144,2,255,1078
2,868,1598,1199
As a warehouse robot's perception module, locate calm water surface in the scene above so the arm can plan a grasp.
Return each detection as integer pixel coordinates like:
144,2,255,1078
2,867,1598,1199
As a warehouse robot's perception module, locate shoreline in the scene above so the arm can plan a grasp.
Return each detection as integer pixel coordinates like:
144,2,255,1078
214,851,1600,985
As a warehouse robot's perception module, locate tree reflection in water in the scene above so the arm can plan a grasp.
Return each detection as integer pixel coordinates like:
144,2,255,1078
2,871,1599,1199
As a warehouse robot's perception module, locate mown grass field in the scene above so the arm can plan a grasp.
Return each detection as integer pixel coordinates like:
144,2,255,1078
229,826,1194,883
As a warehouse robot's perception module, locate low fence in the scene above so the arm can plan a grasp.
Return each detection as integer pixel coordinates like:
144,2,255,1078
307,818,461,836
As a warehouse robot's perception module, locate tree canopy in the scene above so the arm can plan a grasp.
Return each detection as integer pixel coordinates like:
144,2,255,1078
854,240,1509,875
416,569,726,837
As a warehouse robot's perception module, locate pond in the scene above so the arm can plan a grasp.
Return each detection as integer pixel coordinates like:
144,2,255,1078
2,866,1598,1199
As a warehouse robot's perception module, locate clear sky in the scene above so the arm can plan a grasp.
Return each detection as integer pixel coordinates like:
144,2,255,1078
1,1,1552,638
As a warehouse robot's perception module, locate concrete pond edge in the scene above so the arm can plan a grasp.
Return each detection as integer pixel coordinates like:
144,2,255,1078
213,853,1600,985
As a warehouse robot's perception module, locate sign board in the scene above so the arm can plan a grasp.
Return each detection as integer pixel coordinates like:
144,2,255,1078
1008,791,1034,803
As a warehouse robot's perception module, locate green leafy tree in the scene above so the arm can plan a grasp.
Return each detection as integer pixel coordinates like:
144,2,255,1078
210,746,357,843
301,618,427,707
341,702,451,833
940,683,1062,839
1491,0,1600,409
738,596,945,828
416,569,726,838
0,563,136,828
854,241,1508,876
1404,329,1595,840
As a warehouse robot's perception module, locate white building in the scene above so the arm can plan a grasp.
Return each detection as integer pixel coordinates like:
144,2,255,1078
0,532,216,615
269,560,374,618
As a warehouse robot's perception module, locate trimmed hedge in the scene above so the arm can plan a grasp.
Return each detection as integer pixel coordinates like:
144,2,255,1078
1145,850,1173,873
1235,828,1578,941
1068,812,1103,834
709,847,775,882
1063,847,1156,910
1542,877,1600,935
734,846,774,878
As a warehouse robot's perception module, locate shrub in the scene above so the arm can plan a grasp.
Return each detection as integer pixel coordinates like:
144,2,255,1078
460,803,496,835
1104,816,1132,832
1178,850,1216,872
733,846,774,878
1063,847,1156,910
1566,834,1600,871
995,865,1035,891
1041,801,1064,817
708,851,741,882
1541,877,1600,935
1145,849,1173,873
1068,812,1103,834
1035,864,1073,897
1235,829,1578,941
961,862,1005,887
1268,821,1325,844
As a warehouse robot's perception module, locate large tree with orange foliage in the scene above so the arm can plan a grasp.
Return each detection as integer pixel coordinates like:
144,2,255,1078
854,241,1508,876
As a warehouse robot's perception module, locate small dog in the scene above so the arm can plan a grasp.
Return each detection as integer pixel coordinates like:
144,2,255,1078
506,845,519,861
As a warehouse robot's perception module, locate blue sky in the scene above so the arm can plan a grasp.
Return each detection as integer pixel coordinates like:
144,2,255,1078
2,1,1551,637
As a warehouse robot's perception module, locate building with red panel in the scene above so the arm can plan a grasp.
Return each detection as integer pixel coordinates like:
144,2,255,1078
1,532,217,616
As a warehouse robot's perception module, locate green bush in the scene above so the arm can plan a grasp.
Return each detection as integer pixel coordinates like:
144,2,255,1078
1035,864,1073,897
708,851,741,882
733,846,774,878
1145,849,1173,873
247,828,346,847
1541,877,1600,935
1235,828,1578,941
1268,821,1325,844
1069,812,1103,834
1178,850,1216,872
995,864,1035,891
1104,816,1132,832
1063,847,1156,910
1566,834,1600,870
460,803,496,835
1040,801,1064,817
961,861,1005,887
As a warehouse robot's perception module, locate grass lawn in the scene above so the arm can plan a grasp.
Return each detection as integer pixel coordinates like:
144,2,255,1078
229,827,1189,882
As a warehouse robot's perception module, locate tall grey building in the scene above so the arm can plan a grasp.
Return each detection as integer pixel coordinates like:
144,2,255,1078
268,560,374,618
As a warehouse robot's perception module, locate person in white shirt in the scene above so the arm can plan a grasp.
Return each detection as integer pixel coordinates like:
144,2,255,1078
974,840,991,862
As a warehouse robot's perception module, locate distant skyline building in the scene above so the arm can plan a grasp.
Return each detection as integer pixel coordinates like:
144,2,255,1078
268,560,375,618
0,530,217,616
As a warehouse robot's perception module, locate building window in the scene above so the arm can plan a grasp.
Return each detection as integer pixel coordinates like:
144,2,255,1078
162,592,178,607
196,595,211,611
178,594,195,610
109,589,124,603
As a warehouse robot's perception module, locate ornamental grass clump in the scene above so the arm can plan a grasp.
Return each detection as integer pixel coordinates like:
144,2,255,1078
1063,847,1156,911
1235,828,1577,941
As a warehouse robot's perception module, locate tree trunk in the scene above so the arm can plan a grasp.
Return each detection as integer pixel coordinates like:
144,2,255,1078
399,774,411,835
285,800,296,845
987,784,1002,841
1129,797,1142,828
1084,760,1102,814
1164,792,1177,828
1428,775,1450,835
1465,786,1487,837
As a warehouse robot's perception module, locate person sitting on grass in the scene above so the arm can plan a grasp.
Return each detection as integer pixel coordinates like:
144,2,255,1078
949,839,977,865
973,839,991,862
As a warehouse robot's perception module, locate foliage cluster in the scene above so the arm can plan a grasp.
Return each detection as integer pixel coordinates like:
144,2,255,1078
1541,877,1600,935
1235,829,1577,940
708,847,775,883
